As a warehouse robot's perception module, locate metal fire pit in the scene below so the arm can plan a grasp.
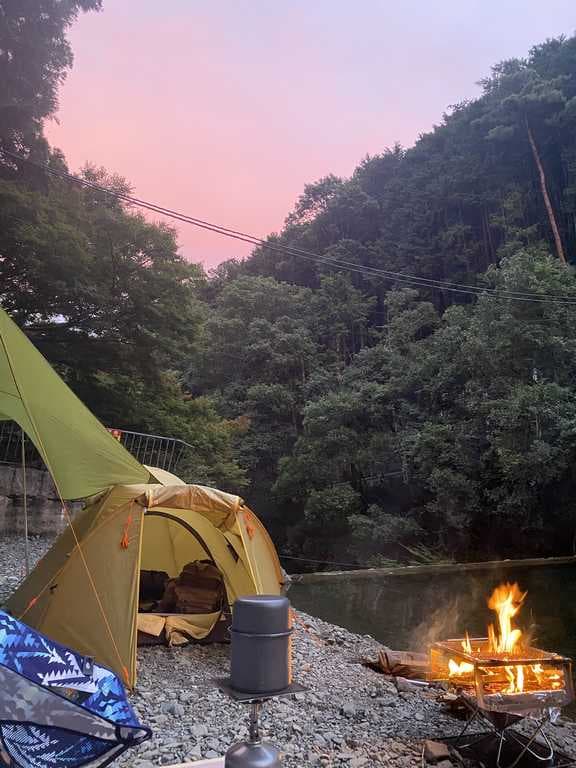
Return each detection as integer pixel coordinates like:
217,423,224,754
430,638,574,714
429,639,575,768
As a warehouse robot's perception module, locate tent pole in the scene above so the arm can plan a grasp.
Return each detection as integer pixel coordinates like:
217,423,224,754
21,430,30,576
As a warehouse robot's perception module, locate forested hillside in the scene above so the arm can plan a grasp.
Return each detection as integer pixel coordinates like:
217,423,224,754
188,35,576,566
2,5,576,567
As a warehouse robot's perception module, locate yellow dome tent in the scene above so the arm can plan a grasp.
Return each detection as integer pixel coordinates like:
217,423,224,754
0,307,283,687
6,482,283,688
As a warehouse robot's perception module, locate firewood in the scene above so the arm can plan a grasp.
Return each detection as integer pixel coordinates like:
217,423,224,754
378,649,429,680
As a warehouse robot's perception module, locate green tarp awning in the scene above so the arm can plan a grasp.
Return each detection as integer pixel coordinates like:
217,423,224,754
0,308,152,499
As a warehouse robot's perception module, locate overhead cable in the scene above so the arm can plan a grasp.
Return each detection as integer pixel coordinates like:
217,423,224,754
5,150,576,306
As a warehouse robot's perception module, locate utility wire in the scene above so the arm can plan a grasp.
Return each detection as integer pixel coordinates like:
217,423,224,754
5,150,576,305
7,152,565,301
4,149,573,303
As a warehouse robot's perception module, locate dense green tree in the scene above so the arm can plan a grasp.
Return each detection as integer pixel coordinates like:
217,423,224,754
93,370,246,490
273,252,576,563
477,61,575,263
0,0,102,161
0,159,245,488
1,165,204,383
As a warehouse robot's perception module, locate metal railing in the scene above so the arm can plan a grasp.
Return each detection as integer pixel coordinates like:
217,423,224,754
0,422,44,468
110,428,189,473
0,421,193,476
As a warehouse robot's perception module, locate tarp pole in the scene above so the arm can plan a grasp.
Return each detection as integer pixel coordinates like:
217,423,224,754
21,430,30,576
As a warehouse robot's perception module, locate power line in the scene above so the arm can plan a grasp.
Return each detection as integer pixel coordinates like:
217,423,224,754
5,149,576,306
5,150,573,303
3,152,558,300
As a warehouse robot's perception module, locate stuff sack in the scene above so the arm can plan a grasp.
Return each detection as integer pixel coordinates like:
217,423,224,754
0,610,151,768
158,561,225,615
139,570,169,602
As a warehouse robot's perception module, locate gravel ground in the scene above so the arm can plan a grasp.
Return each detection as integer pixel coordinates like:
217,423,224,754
2,534,576,767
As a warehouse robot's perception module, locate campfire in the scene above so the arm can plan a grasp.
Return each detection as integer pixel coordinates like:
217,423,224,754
429,583,573,714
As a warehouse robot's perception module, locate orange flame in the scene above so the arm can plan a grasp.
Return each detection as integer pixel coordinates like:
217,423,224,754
487,583,526,693
487,583,526,654
448,658,474,676
448,583,528,693
448,632,475,675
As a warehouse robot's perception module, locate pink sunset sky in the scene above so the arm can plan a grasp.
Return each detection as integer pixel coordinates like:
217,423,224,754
46,1,576,270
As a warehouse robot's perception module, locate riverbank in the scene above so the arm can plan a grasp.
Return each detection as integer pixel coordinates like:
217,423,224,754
290,554,576,583
2,535,576,766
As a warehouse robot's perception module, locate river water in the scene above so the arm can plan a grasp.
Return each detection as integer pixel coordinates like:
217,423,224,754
289,564,576,660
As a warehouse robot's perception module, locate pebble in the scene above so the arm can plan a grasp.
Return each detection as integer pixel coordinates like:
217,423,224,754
2,535,576,767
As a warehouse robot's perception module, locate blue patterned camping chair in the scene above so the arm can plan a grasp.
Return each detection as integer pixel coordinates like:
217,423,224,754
0,611,151,768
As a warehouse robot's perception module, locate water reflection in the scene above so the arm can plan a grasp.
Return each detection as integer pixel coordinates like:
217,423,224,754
290,565,576,660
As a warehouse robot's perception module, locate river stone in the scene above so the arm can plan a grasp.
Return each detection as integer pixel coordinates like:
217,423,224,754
423,740,451,763
1,534,576,768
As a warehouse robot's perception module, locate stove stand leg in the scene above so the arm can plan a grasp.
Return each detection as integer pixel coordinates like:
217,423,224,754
455,700,494,749
496,726,507,768
249,702,261,743
455,702,479,744
452,702,563,768
497,715,554,768
224,699,281,768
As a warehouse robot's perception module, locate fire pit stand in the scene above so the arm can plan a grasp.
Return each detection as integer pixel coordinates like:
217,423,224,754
452,696,561,768
429,638,575,768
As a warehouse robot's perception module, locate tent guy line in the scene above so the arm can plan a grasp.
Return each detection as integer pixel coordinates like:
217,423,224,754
4,149,576,306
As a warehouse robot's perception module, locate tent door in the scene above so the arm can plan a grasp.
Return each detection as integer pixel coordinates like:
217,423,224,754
138,511,229,640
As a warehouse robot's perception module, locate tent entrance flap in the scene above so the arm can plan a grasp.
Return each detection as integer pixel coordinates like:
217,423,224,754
143,511,214,569
139,514,227,622
138,515,229,648
137,611,222,646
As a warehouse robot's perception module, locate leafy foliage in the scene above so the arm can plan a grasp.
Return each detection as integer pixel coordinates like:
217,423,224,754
4,9,576,569
0,0,102,159
192,36,576,567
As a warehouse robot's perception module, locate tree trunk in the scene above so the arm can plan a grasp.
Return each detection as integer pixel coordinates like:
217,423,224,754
525,116,567,265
